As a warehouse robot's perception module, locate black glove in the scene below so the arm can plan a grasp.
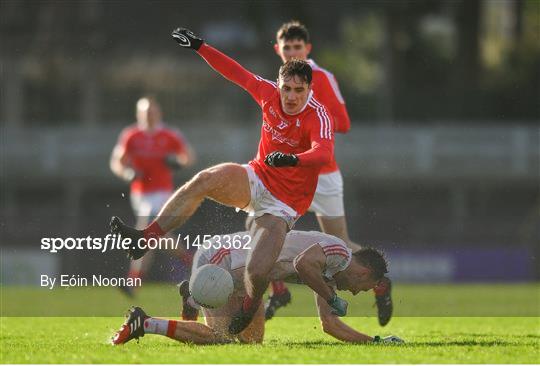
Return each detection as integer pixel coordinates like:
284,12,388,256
264,151,299,167
164,154,183,171
171,27,204,50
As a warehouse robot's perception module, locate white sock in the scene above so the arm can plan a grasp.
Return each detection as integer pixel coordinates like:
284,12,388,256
143,317,171,335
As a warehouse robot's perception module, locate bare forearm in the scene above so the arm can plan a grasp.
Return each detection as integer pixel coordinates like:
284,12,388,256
110,159,132,181
322,318,373,343
295,262,334,301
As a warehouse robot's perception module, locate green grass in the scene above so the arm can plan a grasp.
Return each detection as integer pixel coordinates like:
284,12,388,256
1,284,539,363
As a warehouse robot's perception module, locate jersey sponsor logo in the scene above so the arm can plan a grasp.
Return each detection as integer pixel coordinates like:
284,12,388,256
277,120,288,130
262,121,299,147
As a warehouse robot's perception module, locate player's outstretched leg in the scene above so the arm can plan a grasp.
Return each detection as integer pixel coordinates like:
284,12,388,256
374,276,393,326
264,281,291,320
112,306,222,345
111,306,149,345
178,280,199,321
110,163,250,259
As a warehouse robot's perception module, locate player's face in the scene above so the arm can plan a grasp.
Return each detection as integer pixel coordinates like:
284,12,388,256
136,99,162,129
274,39,312,63
278,75,311,115
339,266,379,295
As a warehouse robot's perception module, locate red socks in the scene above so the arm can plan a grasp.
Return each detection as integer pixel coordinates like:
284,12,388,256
271,281,288,295
242,296,262,315
143,221,165,240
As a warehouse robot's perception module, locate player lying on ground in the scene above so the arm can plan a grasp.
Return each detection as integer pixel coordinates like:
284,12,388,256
265,21,393,326
111,230,404,345
110,27,334,334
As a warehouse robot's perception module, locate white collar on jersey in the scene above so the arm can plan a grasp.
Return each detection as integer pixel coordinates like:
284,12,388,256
282,90,314,116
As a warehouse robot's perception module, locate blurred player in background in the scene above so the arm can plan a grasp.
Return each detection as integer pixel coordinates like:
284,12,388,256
111,230,404,345
110,96,196,296
110,27,334,335
263,21,393,326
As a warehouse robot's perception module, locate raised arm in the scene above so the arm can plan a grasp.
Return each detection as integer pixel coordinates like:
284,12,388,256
171,27,274,105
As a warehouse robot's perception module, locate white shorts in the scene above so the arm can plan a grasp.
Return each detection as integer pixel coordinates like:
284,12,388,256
237,165,299,230
308,171,345,217
130,190,171,218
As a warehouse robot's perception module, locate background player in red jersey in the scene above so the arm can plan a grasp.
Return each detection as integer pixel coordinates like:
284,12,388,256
262,21,393,326
109,27,338,335
110,96,196,295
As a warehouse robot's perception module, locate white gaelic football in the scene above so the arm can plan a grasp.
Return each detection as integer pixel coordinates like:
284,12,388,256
189,264,234,309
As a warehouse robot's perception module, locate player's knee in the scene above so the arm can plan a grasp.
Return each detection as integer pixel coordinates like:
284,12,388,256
256,215,288,234
191,170,215,192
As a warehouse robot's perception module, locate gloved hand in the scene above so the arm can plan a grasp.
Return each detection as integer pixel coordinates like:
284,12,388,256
327,294,348,317
264,151,298,167
164,154,183,170
171,27,204,50
373,335,405,344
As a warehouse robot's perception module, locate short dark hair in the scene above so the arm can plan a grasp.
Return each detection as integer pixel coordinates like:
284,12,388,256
352,247,388,280
276,20,310,43
279,59,312,85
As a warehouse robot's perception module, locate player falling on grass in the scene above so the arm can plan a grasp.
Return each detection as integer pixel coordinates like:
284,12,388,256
109,27,336,334
111,230,404,345
264,21,393,325
110,97,196,296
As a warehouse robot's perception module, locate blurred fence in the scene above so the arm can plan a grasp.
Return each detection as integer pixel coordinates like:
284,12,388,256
1,123,539,282
3,124,538,182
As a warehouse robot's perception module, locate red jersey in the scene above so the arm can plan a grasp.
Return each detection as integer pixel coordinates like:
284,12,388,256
197,44,334,215
117,124,187,194
308,59,351,174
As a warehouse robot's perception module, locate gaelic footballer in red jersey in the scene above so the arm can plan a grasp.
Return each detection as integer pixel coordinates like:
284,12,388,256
267,21,393,327
109,28,336,335
110,97,196,294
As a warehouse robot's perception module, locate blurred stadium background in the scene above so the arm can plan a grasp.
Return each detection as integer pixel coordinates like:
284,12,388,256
1,0,538,294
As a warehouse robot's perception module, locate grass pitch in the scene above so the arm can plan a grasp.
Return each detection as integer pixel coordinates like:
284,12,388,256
1,284,539,363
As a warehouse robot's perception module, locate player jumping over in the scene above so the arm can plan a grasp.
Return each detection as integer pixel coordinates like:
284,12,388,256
264,21,393,326
111,230,404,345
109,27,335,335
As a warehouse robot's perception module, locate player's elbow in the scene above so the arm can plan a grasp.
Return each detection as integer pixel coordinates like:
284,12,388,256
335,124,350,134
